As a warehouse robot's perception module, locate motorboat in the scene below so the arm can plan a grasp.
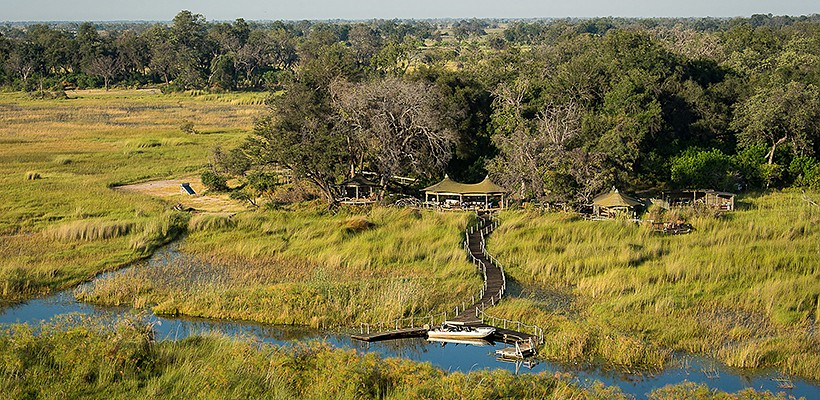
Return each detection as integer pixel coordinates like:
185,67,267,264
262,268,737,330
426,337,493,347
426,322,495,340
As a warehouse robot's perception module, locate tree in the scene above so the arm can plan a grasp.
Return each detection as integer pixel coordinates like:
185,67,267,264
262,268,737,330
86,55,119,90
732,81,820,164
331,77,456,191
246,80,348,207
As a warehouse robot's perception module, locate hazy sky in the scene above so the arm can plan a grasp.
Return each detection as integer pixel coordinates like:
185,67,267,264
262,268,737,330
1,0,817,21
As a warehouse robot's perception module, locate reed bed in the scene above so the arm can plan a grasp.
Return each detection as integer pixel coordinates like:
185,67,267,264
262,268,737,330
489,190,820,379
79,207,479,327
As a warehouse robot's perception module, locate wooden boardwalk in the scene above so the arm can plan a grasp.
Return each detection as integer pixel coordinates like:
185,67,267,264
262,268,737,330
449,214,505,324
351,212,542,350
351,327,427,342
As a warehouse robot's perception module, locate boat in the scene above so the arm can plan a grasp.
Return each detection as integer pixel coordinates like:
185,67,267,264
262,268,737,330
426,337,493,347
426,322,495,340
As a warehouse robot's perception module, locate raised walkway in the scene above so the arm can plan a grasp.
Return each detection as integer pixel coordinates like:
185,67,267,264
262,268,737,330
352,213,543,347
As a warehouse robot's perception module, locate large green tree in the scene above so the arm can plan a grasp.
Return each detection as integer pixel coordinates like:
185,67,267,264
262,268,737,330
731,81,820,164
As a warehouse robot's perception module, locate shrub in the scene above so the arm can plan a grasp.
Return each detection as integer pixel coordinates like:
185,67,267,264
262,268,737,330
180,120,198,135
342,216,375,233
671,148,737,191
201,171,229,192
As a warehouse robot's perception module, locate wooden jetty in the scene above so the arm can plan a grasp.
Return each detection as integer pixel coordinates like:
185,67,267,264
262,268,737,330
351,327,428,342
351,213,543,352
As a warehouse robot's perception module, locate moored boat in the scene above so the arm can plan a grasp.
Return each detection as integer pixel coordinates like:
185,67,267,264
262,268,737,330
426,322,495,340
427,337,493,346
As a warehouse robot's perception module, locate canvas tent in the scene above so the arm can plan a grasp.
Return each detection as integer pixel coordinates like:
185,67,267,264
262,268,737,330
592,187,642,218
337,174,379,204
423,175,508,210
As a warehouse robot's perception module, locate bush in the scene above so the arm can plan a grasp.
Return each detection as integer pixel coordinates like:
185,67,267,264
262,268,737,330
201,171,229,192
180,120,198,135
670,148,737,191
341,216,375,234
789,156,820,189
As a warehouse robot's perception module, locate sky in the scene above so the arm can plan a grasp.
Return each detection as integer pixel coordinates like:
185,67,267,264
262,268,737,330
0,0,817,22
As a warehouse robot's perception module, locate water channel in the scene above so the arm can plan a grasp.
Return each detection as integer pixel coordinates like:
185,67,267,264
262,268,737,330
1,246,817,399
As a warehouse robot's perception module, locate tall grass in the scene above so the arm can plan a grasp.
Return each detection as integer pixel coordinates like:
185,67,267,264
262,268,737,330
49,219,135,241
488,190,820,380
0,316,789,399
79,207,478,327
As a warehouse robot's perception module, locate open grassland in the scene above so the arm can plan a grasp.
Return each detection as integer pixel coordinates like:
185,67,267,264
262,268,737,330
78,207,480,328
0,90,264,301
0,315,794,400
488,190,820,380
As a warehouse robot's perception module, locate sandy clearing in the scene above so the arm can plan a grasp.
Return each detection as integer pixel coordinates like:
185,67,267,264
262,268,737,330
115,176,247,213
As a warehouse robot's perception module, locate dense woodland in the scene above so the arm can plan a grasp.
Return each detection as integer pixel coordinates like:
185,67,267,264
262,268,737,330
3,12,820,207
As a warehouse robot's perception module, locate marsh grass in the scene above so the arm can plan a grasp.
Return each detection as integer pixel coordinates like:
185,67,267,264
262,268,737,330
0,90,262,299
0,315,793,399
80,207,479,327
49,219,136,242
188,213,236,232
489,190,820,379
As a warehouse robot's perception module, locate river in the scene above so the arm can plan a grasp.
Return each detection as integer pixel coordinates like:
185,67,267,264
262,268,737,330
0,247,816,399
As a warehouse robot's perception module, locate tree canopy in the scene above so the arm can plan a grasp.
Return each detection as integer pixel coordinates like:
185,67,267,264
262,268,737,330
5,12,820,204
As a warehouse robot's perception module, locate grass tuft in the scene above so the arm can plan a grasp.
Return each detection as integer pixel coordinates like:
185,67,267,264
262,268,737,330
188,214,236,232
49,219,135,242
341,216,375,233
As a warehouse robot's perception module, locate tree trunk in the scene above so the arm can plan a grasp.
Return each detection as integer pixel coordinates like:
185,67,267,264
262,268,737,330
767,136,788,165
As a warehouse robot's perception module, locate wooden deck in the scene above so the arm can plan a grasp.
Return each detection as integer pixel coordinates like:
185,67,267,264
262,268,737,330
351,327,428,342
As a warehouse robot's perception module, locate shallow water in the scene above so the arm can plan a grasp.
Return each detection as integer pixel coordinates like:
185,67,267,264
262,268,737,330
1,248,817,399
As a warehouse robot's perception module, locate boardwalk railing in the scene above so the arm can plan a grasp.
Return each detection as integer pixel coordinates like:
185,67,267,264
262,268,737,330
475,304,544,344
359,311,452,335
463,214,504,306
468,214,544,345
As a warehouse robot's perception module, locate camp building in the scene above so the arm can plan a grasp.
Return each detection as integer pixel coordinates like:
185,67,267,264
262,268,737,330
592,187,643,218
423,175,508,210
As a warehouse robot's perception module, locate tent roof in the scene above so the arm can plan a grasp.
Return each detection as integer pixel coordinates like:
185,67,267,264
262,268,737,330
592,188,642,208
339,174,379,187
423,175,508,195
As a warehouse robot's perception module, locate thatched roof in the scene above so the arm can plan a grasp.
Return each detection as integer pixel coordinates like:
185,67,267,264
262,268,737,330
339,174,379,187
592,188,642,208
423,175,507,195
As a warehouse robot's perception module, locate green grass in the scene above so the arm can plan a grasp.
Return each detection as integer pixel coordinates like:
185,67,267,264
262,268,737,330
0,316,793,400
0,89,265,301
78,207,480,328
487,190,820,379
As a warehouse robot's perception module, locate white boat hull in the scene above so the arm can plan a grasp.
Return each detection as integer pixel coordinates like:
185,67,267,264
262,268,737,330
427,337,492,346
426,326,495,340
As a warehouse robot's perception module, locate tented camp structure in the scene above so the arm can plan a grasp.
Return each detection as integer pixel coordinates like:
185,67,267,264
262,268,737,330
423,175,508,210
592,187,642,218
337,174,379,204
663,189,735,211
